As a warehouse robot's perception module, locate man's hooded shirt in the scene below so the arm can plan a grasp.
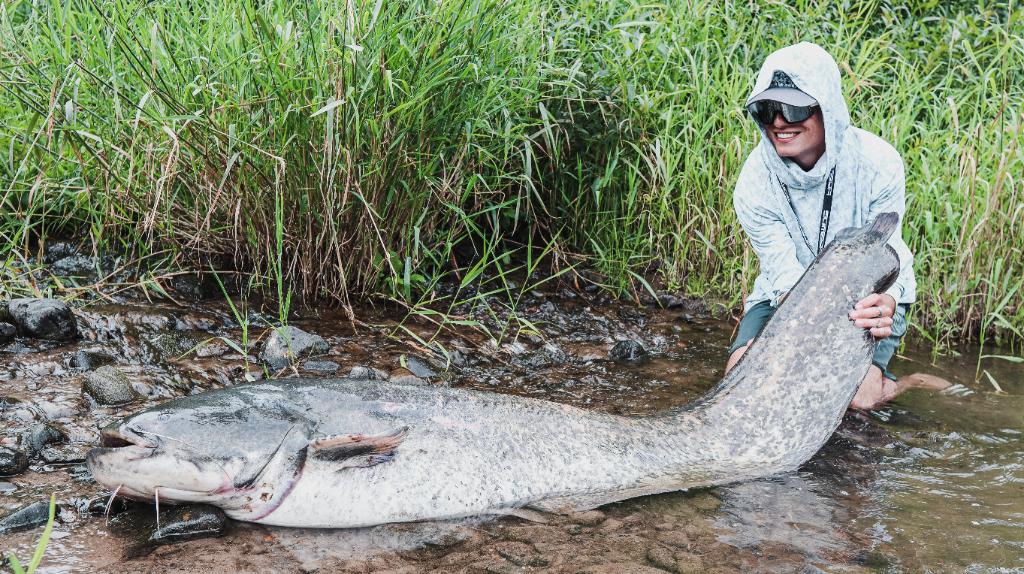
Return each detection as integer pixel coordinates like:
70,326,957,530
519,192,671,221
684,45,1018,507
734,42,916,312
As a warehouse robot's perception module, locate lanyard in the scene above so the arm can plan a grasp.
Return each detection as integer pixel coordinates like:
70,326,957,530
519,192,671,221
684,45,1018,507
776,165,837,255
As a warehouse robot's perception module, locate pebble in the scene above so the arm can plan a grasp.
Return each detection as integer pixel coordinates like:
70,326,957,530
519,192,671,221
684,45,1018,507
83,365,140,406
301,360,340,373
0,322,14,344
609,340,648,362
403,356,437,378
22,423,68,456
195,339,228,358
69,348,115,370
0,481,17,494
260,326,329,369
0,501,54,535
349,365,389,380
0,447,29,476
109,504,228,558
570,509,607,526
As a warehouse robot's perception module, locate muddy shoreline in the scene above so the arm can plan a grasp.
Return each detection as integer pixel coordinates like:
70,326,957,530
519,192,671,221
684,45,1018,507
2,260,1023,572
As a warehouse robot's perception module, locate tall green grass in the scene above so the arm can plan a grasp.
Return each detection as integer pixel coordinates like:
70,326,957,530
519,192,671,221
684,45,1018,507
0,0,1021,350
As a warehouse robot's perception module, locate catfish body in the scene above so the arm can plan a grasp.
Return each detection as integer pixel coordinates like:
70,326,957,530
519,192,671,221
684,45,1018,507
87,214,902,528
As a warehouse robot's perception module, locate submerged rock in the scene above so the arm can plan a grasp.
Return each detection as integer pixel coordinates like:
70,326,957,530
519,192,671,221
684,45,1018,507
0,447,29,476
51,255,97,277
108,504,227,558
260,326,329,370
609,340,648,362
7,298,78,341
0,322,14,344
0,501,54,535
84,365,140,406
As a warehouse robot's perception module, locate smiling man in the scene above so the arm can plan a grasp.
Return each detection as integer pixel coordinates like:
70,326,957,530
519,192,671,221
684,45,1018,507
725,42,920,410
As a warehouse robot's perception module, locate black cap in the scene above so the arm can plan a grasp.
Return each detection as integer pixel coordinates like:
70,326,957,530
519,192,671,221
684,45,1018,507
746,71,817,107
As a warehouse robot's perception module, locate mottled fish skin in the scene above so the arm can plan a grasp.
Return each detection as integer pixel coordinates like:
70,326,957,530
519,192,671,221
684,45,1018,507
87,214,901,528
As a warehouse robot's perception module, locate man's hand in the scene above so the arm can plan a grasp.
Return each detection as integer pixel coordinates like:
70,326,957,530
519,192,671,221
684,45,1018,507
849,293,897,339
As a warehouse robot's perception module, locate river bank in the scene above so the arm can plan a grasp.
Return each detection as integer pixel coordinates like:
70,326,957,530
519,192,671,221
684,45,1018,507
2,266,1022,572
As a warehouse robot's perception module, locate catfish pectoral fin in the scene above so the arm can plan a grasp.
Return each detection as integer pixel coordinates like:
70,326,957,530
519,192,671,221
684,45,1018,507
310,426,409,463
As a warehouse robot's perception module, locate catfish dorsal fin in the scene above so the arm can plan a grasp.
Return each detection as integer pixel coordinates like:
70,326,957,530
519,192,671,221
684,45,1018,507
310,426,409,469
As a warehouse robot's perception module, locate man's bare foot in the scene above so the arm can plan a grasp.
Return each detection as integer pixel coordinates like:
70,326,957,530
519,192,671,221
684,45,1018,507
851,371,952,410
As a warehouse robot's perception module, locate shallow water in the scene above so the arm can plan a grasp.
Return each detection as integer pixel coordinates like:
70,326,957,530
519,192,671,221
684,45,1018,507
1,295,1021,573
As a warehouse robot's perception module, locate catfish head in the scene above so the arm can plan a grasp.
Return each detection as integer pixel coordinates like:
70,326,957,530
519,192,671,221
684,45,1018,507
86,385,313,521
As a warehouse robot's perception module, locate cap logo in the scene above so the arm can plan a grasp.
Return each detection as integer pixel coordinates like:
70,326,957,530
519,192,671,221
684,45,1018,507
770,71,797,89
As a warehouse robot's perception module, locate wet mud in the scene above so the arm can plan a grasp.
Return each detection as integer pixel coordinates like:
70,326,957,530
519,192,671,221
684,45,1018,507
1,285,1022,573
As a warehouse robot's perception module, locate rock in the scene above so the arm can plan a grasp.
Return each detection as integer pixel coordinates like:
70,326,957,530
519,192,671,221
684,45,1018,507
570,509,607,526
69,348,115,370
0,447,29,476
390,369,426,386
0,482,17,495
83,365,140,406
170,273,222,301
671,551,704,574
655,530,691,549
86,495,132,517
145,331,201,361
7,298,78,341
301,360,340,373
646,546,676,572
0,322,14,344
403,356,437,378
609,339,648,362
195,339,229,358
349,365,389,380
0,501,54,534
495,541,548,567
22,422,68,456
108,503,227,558
40,445,86,465
44,241,78,263
260,326,328,369
51,255,97,277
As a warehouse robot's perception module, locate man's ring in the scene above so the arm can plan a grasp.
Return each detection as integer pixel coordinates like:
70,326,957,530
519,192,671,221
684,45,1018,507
875,318,882,328
876,307,883,317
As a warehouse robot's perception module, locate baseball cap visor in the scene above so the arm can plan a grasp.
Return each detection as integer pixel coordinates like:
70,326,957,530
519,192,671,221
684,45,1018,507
746,87,817,107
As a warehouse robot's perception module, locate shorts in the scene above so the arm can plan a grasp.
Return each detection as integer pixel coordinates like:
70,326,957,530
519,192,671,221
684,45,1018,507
727,300,909,381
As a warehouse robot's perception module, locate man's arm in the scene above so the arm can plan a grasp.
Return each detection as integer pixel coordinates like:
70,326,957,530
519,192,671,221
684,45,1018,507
733,187,803,306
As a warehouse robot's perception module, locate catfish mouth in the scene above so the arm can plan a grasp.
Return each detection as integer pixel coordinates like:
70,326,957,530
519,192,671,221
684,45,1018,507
99,426,158,451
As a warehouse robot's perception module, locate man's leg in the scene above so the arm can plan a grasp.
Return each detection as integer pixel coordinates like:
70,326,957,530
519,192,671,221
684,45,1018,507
725,343,749,374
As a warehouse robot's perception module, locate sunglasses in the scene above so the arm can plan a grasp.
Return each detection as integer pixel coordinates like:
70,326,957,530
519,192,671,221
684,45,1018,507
746,100,819,125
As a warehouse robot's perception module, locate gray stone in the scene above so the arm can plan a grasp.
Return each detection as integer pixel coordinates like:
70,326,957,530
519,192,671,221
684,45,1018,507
0,447,28,476
44,241,78,263
22,422,68,456
84,365,140,406
260,326,328,370
609,340,648,362
301,360,340,373
0,501,54,535
109,503,227,558
7,298,78,341
0,322,14,344
403,356,437,378
39,445,87,465
0,482,17,495
51,255,97,276
349,365,389,380
69,348,115,370
195,339,228,358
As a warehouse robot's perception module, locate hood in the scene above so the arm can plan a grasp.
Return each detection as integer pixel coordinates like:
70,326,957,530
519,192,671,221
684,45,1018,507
750,42,850,189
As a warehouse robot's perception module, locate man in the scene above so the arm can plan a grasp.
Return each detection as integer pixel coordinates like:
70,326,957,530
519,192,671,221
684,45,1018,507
725,42,932,410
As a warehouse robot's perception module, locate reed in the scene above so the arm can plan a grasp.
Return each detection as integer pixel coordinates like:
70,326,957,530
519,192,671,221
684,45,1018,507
0,0,1020,350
